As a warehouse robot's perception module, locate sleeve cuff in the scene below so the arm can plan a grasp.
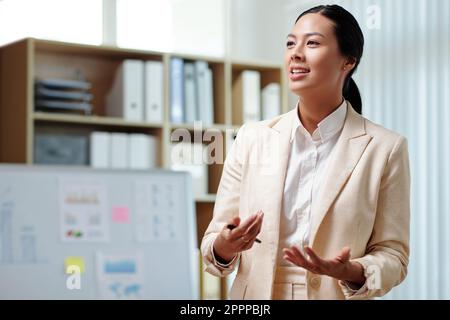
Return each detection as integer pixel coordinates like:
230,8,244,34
338,258,376,299
340,280,368,295
210,244,238,269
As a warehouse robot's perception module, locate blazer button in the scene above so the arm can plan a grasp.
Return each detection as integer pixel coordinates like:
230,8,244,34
309,276,321,289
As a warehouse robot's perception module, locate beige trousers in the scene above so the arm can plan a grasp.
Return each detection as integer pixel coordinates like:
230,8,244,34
271,266,308,300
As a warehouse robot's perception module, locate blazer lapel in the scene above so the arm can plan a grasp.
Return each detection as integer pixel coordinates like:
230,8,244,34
309,105,372,249
244,109,296,300
264,109,297,263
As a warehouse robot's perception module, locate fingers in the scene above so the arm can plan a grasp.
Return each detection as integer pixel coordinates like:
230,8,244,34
230,215,257,238
242,210,263,233
222,216,240,232
244,212,264,239
254,216,263,237
283,248,305,268
238,238,254,251
282,246,321,273
304,246,327,267
291,246,317,270
236,236,253,251
235,212,264,251
283,245,353,279
229,216,241,227
237,227,262,251
221,216,240,241
229,210,262,241
215,213,264,260
335,246,351,264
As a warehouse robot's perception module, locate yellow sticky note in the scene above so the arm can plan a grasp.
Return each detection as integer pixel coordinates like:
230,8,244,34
65,256,85,274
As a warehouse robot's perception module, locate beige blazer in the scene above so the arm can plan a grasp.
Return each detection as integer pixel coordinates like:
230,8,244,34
200,102,410,300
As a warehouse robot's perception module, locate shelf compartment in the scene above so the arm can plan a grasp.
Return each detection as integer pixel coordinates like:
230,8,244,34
34,122,163,167
169,54,226,126
34,39,164,118
231,63,283,126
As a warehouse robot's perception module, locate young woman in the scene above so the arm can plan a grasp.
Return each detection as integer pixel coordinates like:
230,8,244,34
201,4,410,300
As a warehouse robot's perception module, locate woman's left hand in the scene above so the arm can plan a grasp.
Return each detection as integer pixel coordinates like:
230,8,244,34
282,245,366,286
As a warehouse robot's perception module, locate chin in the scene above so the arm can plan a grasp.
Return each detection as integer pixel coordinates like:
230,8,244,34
289,82,312,96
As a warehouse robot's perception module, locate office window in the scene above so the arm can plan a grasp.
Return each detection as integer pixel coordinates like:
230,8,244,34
116,0,225,57
0,0,102,46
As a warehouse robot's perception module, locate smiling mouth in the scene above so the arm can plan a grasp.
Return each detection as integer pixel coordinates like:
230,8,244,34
290,68,310,74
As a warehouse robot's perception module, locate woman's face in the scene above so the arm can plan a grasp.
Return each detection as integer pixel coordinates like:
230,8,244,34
285,13,351,96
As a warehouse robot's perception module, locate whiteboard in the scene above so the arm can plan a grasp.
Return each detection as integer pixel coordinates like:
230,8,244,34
0,164,199,299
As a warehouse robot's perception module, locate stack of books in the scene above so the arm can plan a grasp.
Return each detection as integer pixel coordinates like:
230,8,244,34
34,78,93,115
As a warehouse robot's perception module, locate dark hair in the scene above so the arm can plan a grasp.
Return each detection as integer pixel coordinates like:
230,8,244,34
295,4,364,114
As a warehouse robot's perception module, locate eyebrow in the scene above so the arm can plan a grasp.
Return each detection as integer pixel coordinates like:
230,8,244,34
286,32,326,39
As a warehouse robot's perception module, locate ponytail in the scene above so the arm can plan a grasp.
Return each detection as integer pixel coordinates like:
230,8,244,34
343,77,362,114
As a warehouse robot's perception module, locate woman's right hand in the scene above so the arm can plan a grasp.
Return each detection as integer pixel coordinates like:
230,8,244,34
212,210,264,264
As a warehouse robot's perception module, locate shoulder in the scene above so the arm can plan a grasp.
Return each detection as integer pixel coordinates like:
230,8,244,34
236,109,295,137
361,115,408,156
364,117,406,142
344,101,405,146
233,111,294,153
345,102,408,158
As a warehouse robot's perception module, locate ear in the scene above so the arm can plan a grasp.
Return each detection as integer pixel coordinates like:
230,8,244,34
343,56,357,72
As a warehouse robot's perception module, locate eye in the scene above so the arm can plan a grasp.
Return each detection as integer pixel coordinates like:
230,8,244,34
286,40,295,47
307,40,320,46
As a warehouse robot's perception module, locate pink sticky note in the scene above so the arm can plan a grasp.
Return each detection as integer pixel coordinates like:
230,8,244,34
112,206,130,223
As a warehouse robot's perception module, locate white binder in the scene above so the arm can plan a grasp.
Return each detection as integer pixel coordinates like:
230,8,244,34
203,68,214,125
106,59,144,121
170,58,185,124
184,63,197,123
110,133,128,169
90,132,110,168
128,134,157,169
243,70,261,123
232,70,261,124
144,61,164,123
261,83,281,120
195,61,212,125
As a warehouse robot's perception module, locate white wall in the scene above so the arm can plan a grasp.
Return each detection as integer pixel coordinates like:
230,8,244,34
0,0,103,46
116,0,226,56
0,0,287,62
230,0,285,63
116,0,287,60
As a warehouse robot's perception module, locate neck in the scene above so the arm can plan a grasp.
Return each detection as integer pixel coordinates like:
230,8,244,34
297,92,344,135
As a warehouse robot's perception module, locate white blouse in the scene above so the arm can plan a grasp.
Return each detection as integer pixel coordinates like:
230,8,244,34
277,99,347,266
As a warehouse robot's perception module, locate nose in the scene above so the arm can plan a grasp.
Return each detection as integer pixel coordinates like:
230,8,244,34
290,47,305,62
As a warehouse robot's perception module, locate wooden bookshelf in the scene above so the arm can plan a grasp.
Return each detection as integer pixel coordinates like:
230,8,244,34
33,111,164,128
0,37,287,300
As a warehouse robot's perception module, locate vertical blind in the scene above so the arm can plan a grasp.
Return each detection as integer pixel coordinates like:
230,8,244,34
353,0,450,300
